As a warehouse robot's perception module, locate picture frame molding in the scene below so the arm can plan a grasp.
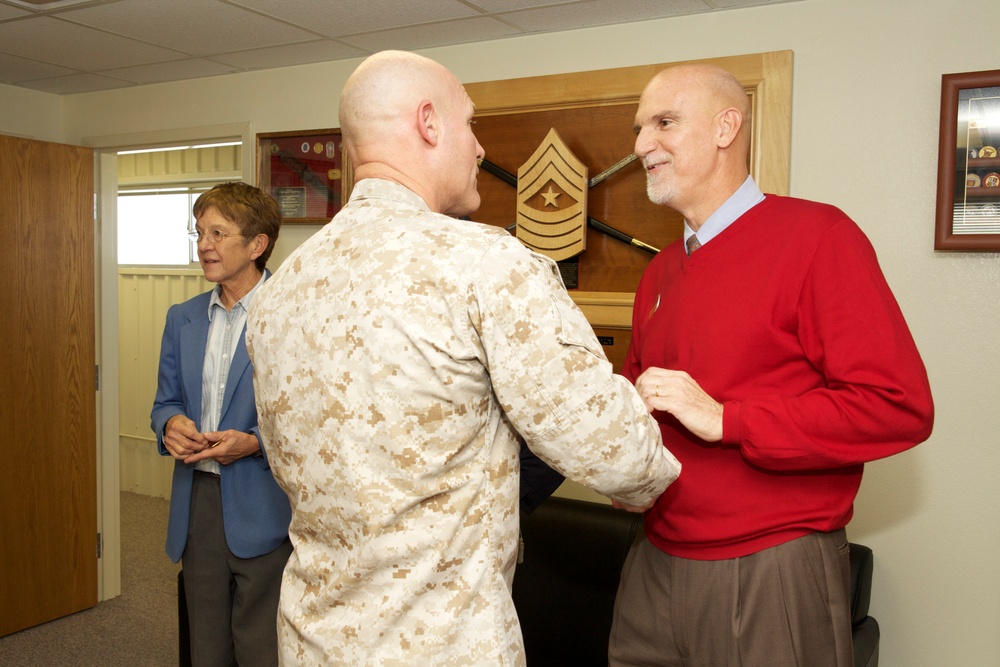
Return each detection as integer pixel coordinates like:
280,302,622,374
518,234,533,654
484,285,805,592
256,128,350,224
934,68,1000,251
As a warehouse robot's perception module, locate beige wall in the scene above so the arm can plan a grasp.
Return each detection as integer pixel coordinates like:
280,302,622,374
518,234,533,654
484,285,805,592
3,0,999,664
0,82,63,142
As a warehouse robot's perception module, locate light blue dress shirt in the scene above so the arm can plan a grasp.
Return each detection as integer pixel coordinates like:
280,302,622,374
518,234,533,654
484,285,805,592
683,176,765,253
197,272,266,474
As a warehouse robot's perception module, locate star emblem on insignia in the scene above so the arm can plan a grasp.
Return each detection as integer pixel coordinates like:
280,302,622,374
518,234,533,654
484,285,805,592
541,186,561,208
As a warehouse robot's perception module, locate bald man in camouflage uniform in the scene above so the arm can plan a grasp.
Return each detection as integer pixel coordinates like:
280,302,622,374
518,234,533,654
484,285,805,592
247,50,680,666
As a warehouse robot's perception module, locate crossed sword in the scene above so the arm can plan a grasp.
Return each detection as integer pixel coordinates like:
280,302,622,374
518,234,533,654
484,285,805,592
480,154,660,255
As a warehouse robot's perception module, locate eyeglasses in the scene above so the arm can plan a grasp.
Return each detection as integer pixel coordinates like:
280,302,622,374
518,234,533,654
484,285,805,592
187,229,248,245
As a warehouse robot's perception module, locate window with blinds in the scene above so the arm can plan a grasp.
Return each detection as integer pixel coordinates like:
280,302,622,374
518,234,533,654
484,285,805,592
116,142,242,266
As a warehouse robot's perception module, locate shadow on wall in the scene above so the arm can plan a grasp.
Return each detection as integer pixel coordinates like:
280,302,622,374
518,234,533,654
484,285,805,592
848,449,926,540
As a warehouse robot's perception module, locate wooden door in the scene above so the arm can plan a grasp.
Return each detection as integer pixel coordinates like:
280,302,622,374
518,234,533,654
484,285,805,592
0,134,97,636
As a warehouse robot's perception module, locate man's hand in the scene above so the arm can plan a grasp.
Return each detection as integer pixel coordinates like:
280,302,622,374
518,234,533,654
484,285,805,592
635,367,724,442
611,498,655,513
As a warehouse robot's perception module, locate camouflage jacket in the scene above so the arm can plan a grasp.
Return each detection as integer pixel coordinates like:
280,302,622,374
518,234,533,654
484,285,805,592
247,178,679,665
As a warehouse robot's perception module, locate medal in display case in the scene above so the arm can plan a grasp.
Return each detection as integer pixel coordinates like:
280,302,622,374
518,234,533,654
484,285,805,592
257,129,351,224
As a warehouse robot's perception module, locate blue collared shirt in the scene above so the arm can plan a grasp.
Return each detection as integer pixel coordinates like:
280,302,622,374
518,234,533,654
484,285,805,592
683,176,765,253
197,271,266,473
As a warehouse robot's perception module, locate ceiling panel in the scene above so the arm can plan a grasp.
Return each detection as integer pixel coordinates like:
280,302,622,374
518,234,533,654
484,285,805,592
0,15,185,70
501,0,712,32
227,0,482,37
341,16,522,55
207,39,367,71
0,0,804,94
22,71,137,95
102,57,240,85
57,0,320,56
0,51,77,83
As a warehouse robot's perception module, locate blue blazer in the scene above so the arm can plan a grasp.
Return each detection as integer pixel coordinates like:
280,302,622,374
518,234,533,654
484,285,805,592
150,279,291,562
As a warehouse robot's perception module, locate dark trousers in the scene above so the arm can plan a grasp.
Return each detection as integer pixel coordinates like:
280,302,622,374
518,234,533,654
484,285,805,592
609,530,853,667
182,471,292,667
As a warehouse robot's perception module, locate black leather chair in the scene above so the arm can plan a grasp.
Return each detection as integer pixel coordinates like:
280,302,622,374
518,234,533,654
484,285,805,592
512,496,879,667
850,542,880,667
179,498,880,666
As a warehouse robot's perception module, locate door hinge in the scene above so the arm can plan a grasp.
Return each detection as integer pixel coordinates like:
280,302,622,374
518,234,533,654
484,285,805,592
97,532,103,559
95,364,100,391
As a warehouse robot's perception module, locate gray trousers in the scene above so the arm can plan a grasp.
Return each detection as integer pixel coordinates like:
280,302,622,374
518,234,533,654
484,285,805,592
182,471,292,667
609,530,854,667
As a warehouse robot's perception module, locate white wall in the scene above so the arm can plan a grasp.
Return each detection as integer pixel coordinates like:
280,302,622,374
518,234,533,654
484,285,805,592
5,0,999,664
0,82,63,143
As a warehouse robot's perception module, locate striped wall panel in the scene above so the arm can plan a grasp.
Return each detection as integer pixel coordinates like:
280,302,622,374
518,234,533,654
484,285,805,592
118,269,210,498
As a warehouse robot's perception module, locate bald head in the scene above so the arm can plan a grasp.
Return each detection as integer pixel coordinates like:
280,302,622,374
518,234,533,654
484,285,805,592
646,63,751,154
633,63,752,225
340,51,457,162
338,50,485,216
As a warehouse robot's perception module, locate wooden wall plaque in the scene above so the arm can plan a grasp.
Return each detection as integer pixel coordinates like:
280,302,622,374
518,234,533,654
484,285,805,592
465,51,793,359
515,128,589,261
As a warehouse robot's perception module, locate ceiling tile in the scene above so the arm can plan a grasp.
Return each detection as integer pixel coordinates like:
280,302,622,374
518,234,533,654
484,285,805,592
0,0,807,94
16,71,135,94
57,0,319,56
0,51,77,83
227,0,481,37
3,0,105,9
0,15,185,69
501,0,711,33
342,16,520,54
0,3,31,20
101,57,239,84
208,39,367,70
706,0,795,7
468,0,578,11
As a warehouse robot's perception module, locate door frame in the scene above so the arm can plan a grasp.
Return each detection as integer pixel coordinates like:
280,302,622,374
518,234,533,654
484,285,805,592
83,122,253,600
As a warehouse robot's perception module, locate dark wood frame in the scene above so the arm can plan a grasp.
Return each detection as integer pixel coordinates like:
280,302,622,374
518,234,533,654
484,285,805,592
935,69,1000,251
256,128,352,224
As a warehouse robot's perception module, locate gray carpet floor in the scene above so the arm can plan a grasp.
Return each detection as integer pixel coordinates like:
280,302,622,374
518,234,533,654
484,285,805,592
0,492,179,667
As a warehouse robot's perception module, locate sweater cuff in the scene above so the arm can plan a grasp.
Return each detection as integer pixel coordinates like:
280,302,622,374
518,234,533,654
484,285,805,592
721,400,741,445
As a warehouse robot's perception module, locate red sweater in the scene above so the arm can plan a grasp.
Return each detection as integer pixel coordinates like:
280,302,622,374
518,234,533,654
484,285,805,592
625,195,934,560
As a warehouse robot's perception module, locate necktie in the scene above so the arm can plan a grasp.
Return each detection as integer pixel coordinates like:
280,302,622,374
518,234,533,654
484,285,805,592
686,234,702,255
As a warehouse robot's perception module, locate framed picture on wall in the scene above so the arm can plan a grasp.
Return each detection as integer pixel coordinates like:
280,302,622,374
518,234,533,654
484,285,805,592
935,69,1000,251
257,129,352,224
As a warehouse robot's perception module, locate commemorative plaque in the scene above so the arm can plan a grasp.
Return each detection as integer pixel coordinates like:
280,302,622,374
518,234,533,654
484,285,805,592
257,129,346,223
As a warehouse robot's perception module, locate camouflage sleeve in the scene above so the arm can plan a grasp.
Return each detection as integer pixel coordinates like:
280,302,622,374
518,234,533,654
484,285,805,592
470,235,680,507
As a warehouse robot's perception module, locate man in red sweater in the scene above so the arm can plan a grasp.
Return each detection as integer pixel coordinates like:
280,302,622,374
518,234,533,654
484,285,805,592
608,63,934,667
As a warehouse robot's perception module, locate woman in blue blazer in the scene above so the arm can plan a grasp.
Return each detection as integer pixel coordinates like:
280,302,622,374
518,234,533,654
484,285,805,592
151,182,291,667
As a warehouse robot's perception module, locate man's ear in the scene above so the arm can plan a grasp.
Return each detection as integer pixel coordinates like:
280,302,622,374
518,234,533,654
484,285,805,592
715,107,743,149
416,99,439,146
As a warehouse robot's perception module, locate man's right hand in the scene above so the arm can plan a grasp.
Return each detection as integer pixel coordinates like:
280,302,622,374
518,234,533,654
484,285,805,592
611,498,655,513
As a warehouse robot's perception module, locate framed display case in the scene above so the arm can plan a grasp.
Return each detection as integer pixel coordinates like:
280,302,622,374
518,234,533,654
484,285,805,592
935,69,1000,251
257,129,350,224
